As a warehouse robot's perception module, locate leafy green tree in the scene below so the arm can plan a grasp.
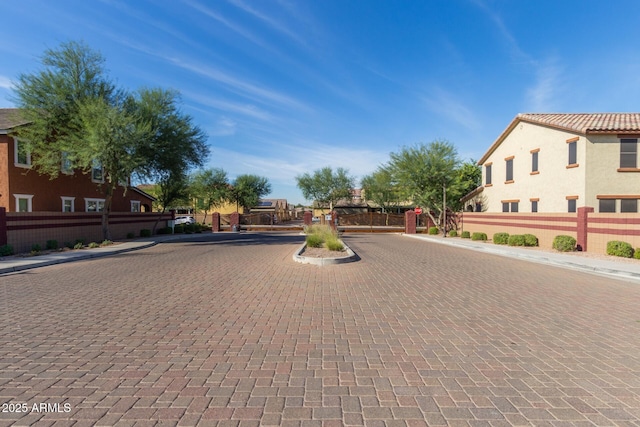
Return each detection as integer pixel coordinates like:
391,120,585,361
296,167,355,212
134,87,209,231
449,159,482,212
189,168,229,223
386,140,460,231
228,175,271,212
12,42,209,239
361,167,402,213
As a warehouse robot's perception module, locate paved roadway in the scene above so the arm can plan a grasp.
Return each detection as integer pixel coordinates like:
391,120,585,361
1,233,639,426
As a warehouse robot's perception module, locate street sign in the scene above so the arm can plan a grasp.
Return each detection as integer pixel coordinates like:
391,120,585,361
415,207,423,214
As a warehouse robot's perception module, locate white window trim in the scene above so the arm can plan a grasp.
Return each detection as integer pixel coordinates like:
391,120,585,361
14,138,31,168
61,196,75,212
85,198,106,212
14,194,34,212
61,152,73,175
91,160,104,183
130,200,141,212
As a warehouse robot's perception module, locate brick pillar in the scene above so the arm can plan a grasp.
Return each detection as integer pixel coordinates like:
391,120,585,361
212,212,220,232
330,211,338,232
230,212,240,232
576,206,594,252
303,211,312,226
0,207,7,246
405,210,416,234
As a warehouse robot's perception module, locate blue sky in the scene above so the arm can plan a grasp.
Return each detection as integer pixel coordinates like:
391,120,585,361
2,1,640,205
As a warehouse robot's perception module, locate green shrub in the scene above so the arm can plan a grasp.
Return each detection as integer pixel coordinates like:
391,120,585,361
325,236,344,251
606,241,634,258
523,234,538,247
64,242,73,249
306,234,324,248
174,224,184,233
101,240,113,246
508,234,526,246
471,232,487,241
0,244,14,256
461,231,471,239
184,223,196,233
156,227,170,235
634,249,640,260
126,232,135,239
74,242,85,250
46,239,59,250
195,223,203,233
31,243,42,253
140,229,152,238
75,238,86,246
428,226,439,235
553,235,576,252
448,230,458,237
493,232,509,245
88,242,100,249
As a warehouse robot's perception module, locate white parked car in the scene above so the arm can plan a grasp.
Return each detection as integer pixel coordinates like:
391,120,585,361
175,216,195,225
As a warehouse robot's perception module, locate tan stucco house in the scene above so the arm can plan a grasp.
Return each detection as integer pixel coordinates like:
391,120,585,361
475,113,640,213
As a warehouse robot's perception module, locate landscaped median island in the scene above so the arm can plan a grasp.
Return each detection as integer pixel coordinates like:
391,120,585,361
293,224,358,265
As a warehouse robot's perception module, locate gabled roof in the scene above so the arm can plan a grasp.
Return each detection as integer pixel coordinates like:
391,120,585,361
478,113,640,164
0,108,30,131
132,186,157,201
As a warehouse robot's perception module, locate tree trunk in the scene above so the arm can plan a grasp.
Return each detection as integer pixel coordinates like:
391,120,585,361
102,185,114,241
152,206,166,234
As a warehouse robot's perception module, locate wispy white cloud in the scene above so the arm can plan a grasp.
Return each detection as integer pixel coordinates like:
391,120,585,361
422,87,481,132
472,0,563,112
226,0,307,48
210,116,237,137
183,91,273,122
525,58,563,112
183,0,271,50
0,75,13,89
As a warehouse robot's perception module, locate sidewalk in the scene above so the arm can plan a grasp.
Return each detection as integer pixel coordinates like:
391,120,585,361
405,233,640,283
0,234,189,275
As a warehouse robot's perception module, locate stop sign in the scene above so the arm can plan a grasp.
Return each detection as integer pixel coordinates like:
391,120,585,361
415,207,423,214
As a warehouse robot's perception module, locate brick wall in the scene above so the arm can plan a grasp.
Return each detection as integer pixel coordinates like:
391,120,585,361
460,210,640,254
1,210,171,253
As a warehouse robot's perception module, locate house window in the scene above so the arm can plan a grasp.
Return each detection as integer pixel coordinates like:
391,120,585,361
14,138,31,167
92,160,104,182
599,199,616,213
485,164,492,185
620,139,638,169
14,194,34,212
61,197,75,212
505,157,514,182
502,200,519,212
531,199,538,213
568,140,577,166
85,198,105,212
131,200,141,212
61,152,73,174
531,150,539,173
568,199,576,213
621,199,638,213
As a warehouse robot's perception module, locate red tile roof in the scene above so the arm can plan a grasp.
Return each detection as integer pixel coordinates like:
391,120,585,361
518,113,640,134
479,113,640,164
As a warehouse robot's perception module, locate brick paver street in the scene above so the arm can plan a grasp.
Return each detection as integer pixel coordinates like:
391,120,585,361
1,233,640,426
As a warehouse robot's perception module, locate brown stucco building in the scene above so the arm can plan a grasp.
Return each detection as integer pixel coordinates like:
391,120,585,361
0,108,155,213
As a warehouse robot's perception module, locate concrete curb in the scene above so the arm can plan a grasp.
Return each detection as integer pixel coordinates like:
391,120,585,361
0,241,159,275
293,239,358,266
403,233,640,283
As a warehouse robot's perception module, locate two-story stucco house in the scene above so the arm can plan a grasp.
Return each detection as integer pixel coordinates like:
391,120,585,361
0,108,155,213
476,113,640,214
